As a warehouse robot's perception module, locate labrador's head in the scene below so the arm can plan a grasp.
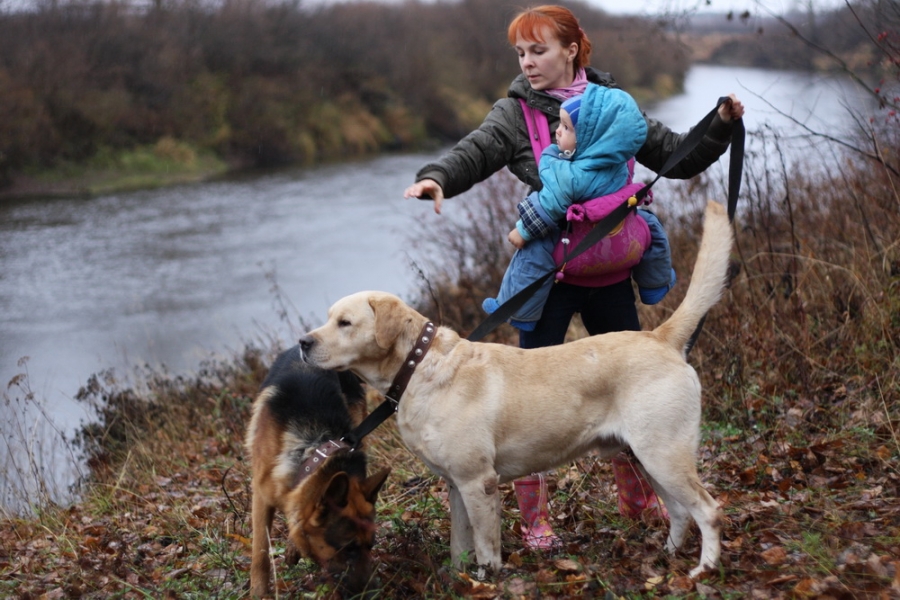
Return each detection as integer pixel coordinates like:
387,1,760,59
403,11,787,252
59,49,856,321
299,291,421,389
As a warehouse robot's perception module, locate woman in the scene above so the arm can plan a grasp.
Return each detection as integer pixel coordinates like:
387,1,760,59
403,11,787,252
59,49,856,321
403,4,744,550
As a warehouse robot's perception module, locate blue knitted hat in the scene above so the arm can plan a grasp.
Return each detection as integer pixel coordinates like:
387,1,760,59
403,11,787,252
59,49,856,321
561,95,583,127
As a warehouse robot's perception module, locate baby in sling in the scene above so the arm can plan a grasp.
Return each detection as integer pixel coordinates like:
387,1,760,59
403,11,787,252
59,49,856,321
483,83,676,330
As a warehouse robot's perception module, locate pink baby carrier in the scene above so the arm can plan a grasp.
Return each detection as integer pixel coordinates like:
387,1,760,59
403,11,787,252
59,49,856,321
519,99,650,288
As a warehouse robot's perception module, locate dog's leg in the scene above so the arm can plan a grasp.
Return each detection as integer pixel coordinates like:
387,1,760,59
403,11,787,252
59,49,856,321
250,490,276,597
454,474,502,573
637,451,723,577
447,480,475,569
639,467,693,549
687,481,723,577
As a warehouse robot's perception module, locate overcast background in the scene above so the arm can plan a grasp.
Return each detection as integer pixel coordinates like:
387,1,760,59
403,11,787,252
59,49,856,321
298,0,844,17
0,0,847,16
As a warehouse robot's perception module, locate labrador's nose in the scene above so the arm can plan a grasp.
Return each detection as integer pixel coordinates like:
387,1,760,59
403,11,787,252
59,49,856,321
298,335,315,357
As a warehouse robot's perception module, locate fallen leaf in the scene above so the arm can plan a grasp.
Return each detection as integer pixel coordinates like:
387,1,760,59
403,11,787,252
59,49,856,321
535,568,556,584
669,575,695,591
644,575,664,590
83,536,101,550
226,533,251,547
503,577,530,595
761,546,788,565
791,578,817,597
553,558,581,573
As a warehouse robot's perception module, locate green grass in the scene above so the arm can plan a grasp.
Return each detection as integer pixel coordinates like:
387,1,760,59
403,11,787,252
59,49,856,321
19,137,229,197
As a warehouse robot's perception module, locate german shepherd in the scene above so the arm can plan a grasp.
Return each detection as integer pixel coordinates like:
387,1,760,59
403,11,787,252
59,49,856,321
245,346,391,597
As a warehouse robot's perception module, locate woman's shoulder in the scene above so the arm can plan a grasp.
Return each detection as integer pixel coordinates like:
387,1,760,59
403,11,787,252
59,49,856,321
585,67,619,89
507,73,531,99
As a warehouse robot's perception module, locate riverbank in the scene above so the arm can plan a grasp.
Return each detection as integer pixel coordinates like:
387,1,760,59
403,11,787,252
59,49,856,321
0,138,232,201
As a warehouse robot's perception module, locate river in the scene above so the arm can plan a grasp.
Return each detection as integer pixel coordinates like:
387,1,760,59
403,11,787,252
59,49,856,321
0,64,871,510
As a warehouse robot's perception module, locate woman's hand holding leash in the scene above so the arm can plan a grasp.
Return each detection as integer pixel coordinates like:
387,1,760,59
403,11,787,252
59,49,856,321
718,93,745,122
404,179,445,214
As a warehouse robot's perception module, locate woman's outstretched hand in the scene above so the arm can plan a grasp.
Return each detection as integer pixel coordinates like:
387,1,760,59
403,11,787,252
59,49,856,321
404,179,445,214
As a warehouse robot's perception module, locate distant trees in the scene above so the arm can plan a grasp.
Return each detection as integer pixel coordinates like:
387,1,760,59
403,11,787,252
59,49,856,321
699,0,898,77
0,0,694,188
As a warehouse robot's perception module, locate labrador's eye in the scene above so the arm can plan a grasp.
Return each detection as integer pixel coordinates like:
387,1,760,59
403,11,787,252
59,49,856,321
338,319,351,327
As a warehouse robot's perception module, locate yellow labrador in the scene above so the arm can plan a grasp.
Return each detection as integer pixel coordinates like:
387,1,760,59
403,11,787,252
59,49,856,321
300,200,732,578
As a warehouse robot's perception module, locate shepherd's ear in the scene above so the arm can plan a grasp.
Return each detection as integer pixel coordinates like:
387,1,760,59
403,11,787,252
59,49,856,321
370,296,407,349
323,472,350,509
362,467,392,504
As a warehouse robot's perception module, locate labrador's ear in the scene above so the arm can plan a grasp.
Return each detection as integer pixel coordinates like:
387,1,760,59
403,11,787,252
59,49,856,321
370,295,409,350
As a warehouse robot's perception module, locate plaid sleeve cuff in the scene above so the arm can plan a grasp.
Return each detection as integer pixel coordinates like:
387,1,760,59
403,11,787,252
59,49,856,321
517,195,555,240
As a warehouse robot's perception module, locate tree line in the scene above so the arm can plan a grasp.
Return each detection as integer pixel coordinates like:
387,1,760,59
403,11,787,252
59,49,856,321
691,0,897,74
0,0,692,188
1,0,892,191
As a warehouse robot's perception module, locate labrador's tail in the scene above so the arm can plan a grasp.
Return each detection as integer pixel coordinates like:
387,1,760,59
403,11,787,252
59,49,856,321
654,200,733,355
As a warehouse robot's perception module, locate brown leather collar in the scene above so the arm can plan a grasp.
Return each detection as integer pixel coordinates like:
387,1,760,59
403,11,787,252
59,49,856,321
385,321,435,408
293,439,353,487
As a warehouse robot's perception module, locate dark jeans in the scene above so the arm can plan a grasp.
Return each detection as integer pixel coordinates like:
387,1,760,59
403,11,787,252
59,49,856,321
518,278,640,349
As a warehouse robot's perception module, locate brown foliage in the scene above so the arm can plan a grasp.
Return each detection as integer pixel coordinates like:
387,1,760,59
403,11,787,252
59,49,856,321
0,0,690,185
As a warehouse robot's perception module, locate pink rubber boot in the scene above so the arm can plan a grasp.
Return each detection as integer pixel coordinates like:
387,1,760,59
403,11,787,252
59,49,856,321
611,452,669,520
513,473,562,550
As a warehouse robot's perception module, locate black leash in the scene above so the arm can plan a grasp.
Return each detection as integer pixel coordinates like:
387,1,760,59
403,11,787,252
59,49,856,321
468,98,744,345
684,111,744,355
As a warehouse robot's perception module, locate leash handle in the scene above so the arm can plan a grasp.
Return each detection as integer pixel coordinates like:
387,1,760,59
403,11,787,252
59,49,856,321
684,112,745,354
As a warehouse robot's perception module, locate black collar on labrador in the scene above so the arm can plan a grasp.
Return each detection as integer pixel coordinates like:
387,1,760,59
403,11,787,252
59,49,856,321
340,321,436,449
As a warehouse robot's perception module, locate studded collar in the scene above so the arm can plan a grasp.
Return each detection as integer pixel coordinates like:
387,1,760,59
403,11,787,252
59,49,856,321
293,439,352,487
385,321,436,408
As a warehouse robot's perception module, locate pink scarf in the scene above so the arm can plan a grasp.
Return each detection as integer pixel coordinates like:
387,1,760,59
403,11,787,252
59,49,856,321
544,68,588,102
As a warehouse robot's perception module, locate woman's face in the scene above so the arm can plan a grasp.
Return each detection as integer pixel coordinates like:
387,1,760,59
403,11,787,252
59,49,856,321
514,25,577,91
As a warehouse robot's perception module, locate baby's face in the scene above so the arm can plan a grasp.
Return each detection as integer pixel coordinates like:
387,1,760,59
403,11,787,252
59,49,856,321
556,108,577,153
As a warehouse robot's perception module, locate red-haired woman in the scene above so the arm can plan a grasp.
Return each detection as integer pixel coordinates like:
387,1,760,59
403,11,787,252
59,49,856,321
404,4,744,550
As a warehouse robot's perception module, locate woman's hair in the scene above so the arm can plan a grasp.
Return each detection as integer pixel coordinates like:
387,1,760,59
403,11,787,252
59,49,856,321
507,5,592,71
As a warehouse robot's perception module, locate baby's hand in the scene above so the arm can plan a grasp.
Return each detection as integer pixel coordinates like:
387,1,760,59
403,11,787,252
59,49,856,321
508,228,525,249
